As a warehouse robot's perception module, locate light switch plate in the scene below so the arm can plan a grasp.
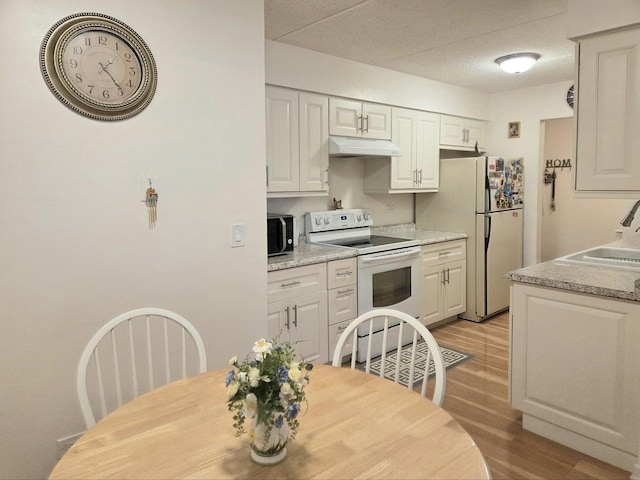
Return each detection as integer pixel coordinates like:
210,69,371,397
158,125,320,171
231,224,245,247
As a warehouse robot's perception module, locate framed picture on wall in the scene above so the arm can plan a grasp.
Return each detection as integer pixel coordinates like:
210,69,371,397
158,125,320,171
508,121,520,138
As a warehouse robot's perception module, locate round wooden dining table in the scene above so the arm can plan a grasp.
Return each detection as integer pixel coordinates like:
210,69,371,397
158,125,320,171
50,364,490,479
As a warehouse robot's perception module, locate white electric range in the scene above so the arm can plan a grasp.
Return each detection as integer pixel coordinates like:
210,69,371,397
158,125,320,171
305,209,422,361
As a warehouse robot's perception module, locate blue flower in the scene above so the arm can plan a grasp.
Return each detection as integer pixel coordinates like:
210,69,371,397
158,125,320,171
224,369,235,387
275,414,284,428
286,403,301,420
276,365,289,384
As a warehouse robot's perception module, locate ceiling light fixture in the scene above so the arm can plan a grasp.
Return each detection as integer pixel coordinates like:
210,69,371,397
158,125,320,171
495,53,541,74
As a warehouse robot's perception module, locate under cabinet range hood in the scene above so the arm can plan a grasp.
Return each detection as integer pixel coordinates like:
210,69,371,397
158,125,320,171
328,136,402,157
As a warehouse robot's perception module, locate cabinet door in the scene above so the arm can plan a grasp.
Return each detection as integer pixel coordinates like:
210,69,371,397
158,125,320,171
442,260,466,318
290,291,328,364
421,265,444,326
299,92,329,192
266,86,299,192
267,299,290,339
439,115,465,147
328,286,357,325
390,108,417,189
576,28,640,191
329,98,362,137
465,118,486,150
362,103,392,140
415,111,440,190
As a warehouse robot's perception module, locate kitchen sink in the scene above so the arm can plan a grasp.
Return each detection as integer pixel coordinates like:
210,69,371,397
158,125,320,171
556,246,640,272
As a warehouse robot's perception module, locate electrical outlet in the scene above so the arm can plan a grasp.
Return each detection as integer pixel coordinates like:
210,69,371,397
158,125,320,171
385,204,396,213
56,432,84,458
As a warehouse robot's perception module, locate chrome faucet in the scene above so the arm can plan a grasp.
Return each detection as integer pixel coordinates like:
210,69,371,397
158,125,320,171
620,199,640,227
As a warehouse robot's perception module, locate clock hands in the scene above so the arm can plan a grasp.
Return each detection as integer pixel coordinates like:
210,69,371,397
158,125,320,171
98,59,122,89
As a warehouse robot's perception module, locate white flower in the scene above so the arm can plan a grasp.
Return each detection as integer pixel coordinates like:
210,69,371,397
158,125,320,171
238,371,247,383
248,367,261,387
228,356,237,365
253,338,273,361
244,393,257,419
226,380,239,399
288,366,302,382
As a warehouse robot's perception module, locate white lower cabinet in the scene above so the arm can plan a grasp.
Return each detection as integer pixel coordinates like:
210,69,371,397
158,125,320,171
421,240,466,326
267,264,328,364
326,258,357,362
510,282,640,472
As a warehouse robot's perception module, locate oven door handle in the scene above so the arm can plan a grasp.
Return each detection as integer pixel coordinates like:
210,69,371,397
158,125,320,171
359,247,421,264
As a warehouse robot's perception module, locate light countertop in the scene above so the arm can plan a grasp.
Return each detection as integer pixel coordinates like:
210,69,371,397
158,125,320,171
268,225,467,272
506,236,640,302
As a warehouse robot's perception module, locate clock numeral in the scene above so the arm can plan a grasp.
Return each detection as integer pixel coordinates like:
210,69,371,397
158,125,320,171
69,59,78,68
128,67,136,76
98,35,107,46
84,37,91,47
73,45,83,55
87,84,95,94
117,88,124,97
102,89,110,100
124,52,132,62
75,73,83,83
127,79,135,88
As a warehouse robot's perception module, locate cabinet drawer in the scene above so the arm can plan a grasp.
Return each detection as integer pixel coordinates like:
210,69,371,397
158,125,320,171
421,240,466,268
329,318,355,364
327,258,357,289
328,286,357,326
268,263,326,302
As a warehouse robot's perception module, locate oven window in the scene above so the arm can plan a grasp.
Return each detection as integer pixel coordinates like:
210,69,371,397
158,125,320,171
372,266,411,308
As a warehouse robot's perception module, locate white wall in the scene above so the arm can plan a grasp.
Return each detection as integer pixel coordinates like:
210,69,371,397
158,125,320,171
0,1,266,478
488,81,574,265
540,118,628,260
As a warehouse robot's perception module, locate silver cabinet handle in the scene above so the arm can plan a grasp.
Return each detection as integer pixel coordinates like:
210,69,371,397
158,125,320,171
364,115,369,133
358,115,363,132
292,304,298,327
324,168,329,185
445,267,450,284
336,271,352,277
413,169,417,185
337,324,349,332
438,251,451,257
441,270,446,285
419,169,423,184
285,306,290,329
337,288,354,295
266,165,269,187
281,281,301,288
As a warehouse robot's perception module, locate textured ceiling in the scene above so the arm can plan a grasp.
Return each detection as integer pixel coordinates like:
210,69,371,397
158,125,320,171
265,0,574,93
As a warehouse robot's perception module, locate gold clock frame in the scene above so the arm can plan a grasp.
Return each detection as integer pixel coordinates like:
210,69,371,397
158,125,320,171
40,12,157,121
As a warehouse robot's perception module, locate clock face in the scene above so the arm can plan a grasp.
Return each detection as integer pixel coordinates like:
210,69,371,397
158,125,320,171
41,13,157,121
59,29,144,107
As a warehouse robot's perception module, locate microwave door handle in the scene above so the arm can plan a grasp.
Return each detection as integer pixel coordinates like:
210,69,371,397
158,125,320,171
278,217,287,254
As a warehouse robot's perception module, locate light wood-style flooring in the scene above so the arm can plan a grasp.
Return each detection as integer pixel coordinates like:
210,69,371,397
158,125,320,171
430,312,632,480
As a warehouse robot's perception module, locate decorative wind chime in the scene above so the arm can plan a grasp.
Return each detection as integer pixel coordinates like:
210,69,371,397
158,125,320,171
145,179,158,229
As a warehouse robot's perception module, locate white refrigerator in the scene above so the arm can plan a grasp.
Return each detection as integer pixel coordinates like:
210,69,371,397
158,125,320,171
415,156,524,322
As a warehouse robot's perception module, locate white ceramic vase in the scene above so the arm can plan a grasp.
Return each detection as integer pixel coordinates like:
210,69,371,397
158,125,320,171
249,412,289,465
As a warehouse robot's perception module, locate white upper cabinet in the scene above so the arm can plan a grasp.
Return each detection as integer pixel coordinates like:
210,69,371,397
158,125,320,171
266,86,329,196
575,27,640,192
365,107,439,193
440,114,486,151
329,98,391,140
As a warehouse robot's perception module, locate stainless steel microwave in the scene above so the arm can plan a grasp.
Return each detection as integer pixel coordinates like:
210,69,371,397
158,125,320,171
267,214,294,257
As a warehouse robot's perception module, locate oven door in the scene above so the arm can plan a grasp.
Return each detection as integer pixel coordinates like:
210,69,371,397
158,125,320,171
357,246,422,319
356,246,422,361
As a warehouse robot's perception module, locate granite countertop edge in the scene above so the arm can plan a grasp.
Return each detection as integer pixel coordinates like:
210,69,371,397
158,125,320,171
506,237,640,303
267,225,467,272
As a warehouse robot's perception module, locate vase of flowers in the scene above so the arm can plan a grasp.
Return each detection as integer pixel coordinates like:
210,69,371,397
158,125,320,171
225,337,312,465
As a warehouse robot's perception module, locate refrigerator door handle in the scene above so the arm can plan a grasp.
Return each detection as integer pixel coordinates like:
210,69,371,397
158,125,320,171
485,214,492,251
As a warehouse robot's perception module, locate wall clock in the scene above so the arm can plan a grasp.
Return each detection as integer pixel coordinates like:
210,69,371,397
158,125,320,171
40,13,157,121
566,84,575,109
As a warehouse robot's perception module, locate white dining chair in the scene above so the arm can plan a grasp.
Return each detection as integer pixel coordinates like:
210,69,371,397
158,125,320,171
77,308,207,428
331,308,446,406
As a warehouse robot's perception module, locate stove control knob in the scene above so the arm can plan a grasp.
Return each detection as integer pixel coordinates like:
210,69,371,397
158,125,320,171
356,213,362,221
314,216,321,226
323,216,330,225
363,212,370,221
